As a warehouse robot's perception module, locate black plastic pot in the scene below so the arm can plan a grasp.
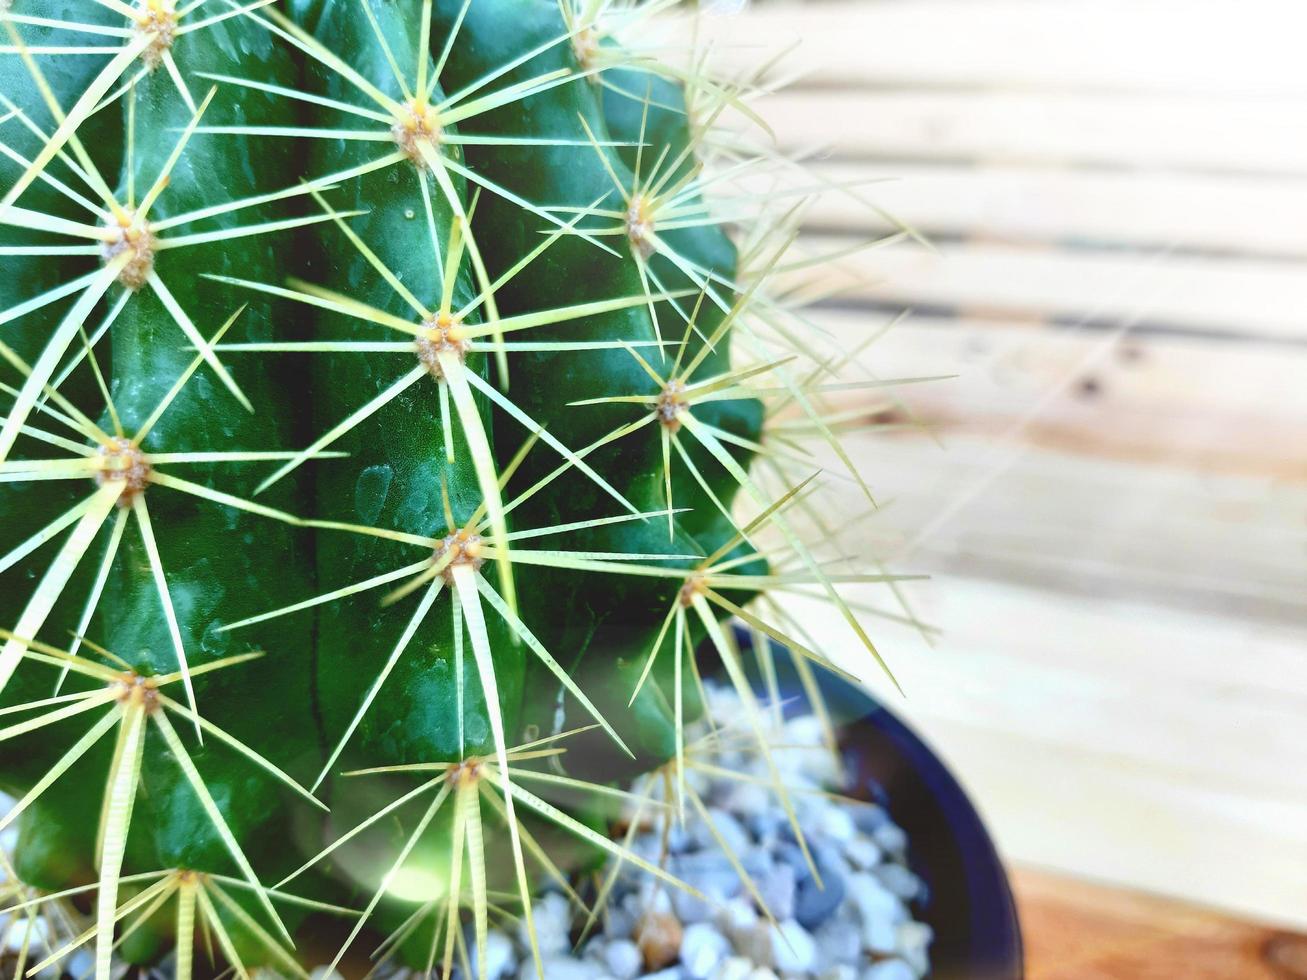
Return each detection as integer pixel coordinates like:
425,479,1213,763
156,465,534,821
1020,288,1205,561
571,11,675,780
712,631,1024,980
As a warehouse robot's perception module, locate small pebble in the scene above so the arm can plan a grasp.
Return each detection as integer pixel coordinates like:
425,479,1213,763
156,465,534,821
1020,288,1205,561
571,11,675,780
724,780,770,820
861,959,915,980
748,807,785,843
814,842,852,879
794,864,846,930
66,951,94,979
517,957,603,980
715,957,754,980
717,896,760,940
847,874,906,925
816,805,856,843
520,891,571,957
895,921,934,976
480,930,516,979
783,715,826,748
694,807,751,855
769,919,817,973
843,837,883,871
872,823,908,858
874,864,921,901
814,913,862,968
863,917,899,956
4,916,49,953
673,852,743,900
736,922,775,967
851,804,890,834
602,938,642,980
679,922,730,978
672,887,714,925
636,910,683,972
776,841,813,883
606,903,637,939
847,874,908,954
756,862,797,921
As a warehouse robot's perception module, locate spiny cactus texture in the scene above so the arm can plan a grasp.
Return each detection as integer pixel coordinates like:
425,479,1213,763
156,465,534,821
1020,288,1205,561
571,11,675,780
0,1,920,976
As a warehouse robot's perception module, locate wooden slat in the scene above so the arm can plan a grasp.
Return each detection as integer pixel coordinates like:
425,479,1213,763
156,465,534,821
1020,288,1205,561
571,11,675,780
768,163,1307,259
789,239,1307,342
743,89,1307,175
804,312,1307,478
788,575,1307,929
693,0,1307,98
797,431,1307,618
1014,868,1307,978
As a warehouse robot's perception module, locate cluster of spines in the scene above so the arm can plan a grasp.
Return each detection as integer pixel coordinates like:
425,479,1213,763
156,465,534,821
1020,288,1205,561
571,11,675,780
0,1,930,977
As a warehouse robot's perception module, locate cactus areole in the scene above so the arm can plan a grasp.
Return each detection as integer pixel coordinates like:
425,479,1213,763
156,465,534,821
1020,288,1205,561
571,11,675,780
0,1,908,975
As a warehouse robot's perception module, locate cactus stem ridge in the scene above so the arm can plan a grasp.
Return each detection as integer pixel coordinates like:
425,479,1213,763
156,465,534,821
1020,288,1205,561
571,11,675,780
0,310,330,708
0,632,326,971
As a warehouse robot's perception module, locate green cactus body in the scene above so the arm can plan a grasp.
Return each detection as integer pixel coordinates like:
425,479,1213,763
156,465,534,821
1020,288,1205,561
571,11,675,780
0,1,124,761
424,0,734,772
0,2,902,976
298,0,521,779
99,2,316,872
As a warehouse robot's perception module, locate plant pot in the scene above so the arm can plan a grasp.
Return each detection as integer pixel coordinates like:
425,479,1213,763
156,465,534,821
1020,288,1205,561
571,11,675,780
708,630,1025,980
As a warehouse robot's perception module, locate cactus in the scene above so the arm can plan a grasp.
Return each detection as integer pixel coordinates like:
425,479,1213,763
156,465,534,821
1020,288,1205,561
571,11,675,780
0,1,918,976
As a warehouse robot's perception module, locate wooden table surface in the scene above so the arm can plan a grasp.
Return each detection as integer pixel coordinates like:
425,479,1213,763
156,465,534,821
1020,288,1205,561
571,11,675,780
689,0,1307,930
1013,868,1307,979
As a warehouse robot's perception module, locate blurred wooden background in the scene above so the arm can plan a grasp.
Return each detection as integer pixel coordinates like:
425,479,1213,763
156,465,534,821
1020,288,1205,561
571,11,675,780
687,0,1307,931
1014,869,1307,978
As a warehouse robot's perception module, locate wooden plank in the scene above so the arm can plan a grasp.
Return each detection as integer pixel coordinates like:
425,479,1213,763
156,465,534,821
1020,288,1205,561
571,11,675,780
765,163,1307,258
741,89,1307,175
1013,868,1307,978
787,239,1307,342
690,0,1307,98
794,431,1307,618
801,312,1307,478
765,312,1307,618
787,575,1307,929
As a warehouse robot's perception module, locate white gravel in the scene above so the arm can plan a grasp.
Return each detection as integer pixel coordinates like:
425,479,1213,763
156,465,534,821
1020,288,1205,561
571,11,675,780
463,684,934,980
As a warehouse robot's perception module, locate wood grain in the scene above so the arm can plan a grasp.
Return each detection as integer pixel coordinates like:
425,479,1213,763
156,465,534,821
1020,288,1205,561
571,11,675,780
736,89,1307,174
1014,868,1307,979
786,574,1307,930
807,311,1307,480
786,240,1307,343
750,164,1307,258
692,0,1307,98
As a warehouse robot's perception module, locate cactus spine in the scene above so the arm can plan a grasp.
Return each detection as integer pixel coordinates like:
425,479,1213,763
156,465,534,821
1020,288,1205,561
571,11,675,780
0,1,914,975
